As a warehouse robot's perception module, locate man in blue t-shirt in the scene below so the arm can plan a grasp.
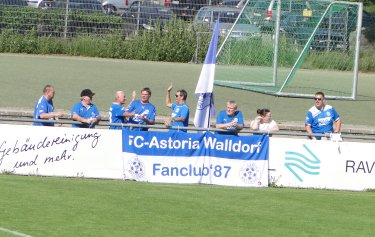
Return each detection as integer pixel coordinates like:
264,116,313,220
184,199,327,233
33,85,63,126
215,100,244,135
164,82,189,132
71,89,101,128
126,87,156,131
305,91,341,140
109,90,135,130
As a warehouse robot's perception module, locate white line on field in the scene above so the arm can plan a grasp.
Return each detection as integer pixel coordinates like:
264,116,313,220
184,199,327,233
0,227,32,237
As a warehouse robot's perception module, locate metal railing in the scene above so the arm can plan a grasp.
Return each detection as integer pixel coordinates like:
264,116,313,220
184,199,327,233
1,116,375,141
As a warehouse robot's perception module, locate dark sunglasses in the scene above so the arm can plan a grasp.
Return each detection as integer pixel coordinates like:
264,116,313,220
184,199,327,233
314,98,322,101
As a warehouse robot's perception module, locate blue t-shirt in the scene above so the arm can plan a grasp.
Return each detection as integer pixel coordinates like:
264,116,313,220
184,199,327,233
170,103,189,132
216,110,244,135
71,101,100,128
305,104,340,138
127,100,156,131
109,103,128,130
33,96,55,126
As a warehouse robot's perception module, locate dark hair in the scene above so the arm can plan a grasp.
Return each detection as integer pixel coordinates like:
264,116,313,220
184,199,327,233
257,108,270,116
315,91,325,98
178,89,187,100
141,87,152,96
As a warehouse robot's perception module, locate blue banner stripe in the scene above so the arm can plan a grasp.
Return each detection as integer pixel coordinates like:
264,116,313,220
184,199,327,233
122,130,269,160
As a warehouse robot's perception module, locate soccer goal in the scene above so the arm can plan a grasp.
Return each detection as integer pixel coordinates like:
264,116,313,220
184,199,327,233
214,0,363,100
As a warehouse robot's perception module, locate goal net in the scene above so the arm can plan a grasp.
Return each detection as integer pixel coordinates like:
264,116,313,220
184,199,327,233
214,0,362,100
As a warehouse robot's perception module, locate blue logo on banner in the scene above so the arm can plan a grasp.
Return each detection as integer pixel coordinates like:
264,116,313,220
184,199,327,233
240,163,261,184
284,144,321,182
122,130,269,161
126,157,146,180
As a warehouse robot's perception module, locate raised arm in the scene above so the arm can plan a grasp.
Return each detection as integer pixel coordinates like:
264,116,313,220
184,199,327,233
166,82,173,108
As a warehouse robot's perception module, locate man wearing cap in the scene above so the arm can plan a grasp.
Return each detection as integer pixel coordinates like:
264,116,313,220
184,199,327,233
33,84,63,126
71,89,101,128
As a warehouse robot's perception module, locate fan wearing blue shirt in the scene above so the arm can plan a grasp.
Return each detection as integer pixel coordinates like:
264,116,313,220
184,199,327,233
109,90,135,130
305,91,341,140
71,89,101,128
164,82,190,132
33,85,63,126
216,100,244,135
126,87,156,131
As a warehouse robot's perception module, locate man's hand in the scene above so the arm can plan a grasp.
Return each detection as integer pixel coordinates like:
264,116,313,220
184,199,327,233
164,118,172,126
167,82,173,92
54,111,63,118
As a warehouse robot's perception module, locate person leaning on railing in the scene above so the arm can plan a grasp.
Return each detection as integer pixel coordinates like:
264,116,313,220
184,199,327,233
215,100,244,135
33,84,63,126
71,89,101,129
305,91,341,140
250,108,279,132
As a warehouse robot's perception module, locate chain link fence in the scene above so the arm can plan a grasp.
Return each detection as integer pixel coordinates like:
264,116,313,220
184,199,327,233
0,1,373,66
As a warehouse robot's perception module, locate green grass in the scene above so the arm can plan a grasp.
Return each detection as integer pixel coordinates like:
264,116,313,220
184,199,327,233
0,53,374,126
0,175,374,237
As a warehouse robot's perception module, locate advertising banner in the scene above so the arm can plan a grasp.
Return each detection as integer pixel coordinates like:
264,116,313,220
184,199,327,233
269,138,375,191
0,124,123,179
122,130,269,187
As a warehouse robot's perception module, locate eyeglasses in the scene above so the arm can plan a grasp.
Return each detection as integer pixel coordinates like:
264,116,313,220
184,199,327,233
314,98,322,101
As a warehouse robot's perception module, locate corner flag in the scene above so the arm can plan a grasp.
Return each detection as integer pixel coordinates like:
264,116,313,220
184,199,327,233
193,18,219,128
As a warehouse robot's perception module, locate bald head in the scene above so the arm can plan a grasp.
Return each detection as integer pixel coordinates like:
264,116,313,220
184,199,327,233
115,91,126,105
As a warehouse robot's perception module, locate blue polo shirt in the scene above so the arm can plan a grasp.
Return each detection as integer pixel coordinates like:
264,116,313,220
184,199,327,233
170,103,189,132
305,104,340,138
216,110,244,135
127,100,156,131
71,101,100,128
33,96,55,126
109,103,127,130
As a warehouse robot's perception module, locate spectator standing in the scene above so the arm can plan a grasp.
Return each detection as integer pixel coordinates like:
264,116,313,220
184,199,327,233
164,82,190,132
71,89,101,128
305,91,341,140
126,88,156,131
109,90,135,130
33,85,63,126
215,100,244,135
250,108,279,132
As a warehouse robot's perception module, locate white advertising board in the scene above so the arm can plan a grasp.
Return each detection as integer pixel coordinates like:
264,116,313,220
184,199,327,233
269,137,375,191
0,124,123,179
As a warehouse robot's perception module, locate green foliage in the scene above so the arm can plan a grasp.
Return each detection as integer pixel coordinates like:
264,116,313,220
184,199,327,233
1,5,374,70
303,51,355,71
0,6,123,37
359,50,375,71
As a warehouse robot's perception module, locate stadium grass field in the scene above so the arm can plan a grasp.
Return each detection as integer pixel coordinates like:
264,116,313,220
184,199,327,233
0,175,375,237
1,53,375,236
0,53,375,126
